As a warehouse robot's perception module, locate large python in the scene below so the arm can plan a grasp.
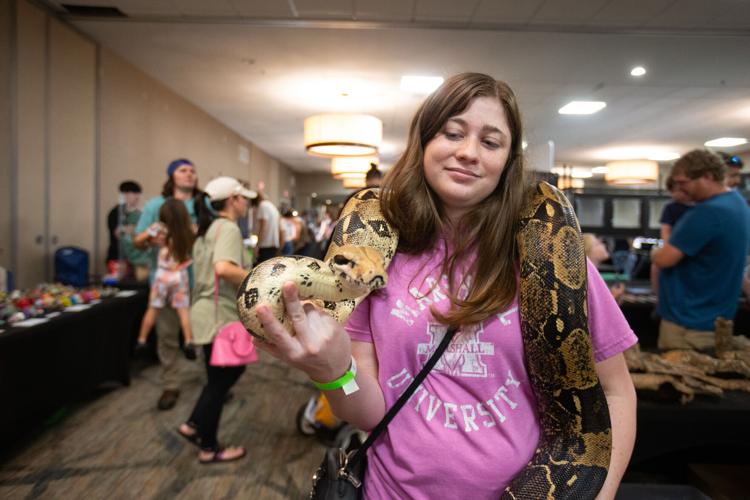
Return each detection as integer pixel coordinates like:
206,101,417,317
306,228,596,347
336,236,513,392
236,183,611,499
237,188,397,340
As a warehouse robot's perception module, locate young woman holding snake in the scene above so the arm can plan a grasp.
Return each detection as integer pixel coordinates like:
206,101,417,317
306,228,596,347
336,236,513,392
253,73,637,499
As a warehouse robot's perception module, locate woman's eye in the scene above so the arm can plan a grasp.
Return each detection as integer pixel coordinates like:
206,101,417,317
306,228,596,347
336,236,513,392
483,139,501,149
444,131,462,140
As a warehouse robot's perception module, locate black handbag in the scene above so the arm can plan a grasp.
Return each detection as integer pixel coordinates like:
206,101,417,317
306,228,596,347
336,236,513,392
310,326,458,500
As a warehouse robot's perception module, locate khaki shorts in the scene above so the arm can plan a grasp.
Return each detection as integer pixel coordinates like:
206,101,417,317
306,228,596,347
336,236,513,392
658,319,715,352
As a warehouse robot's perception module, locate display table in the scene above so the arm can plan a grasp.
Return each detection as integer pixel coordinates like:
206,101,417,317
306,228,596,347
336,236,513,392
0,289,147,445
619,288,750,348
633,391,750,466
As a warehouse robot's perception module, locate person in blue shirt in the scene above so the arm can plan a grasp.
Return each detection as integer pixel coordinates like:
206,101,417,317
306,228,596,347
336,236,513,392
134,158,200,410
652,149,750,351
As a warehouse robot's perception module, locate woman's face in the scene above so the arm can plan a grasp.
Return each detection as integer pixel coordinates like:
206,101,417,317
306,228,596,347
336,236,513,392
231,195,250,218
423,96,512,223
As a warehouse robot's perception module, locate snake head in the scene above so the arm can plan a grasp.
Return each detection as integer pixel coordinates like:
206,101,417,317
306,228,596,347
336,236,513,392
328,246,388,294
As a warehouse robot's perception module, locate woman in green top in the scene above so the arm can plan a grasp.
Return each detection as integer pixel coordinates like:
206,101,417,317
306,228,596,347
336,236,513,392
178,176,256,464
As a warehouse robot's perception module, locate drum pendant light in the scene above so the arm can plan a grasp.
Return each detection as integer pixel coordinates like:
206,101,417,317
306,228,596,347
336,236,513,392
304,114,382,157
605,160,659,185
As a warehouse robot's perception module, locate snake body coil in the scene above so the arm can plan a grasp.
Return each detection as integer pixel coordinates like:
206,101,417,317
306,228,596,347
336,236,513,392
236,183,611,498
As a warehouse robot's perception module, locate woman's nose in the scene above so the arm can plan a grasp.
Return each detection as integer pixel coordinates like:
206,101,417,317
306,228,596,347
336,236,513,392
456,136,479,162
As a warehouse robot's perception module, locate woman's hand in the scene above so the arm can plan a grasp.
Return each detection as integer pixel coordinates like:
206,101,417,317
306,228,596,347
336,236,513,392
254,281,353,383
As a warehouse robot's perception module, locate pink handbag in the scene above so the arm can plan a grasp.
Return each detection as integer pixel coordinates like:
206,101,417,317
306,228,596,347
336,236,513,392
208,220,258,367
210,321,258,367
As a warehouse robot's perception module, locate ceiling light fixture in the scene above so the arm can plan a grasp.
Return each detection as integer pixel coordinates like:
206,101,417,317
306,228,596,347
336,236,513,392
331,156,378,178
400,75,444,94
304,114,382,157
704,137,748,148
558,101,606,115
342,177,367,189
605,160,659,185
630,66,646,77
558,178,585,190
551,166,593,178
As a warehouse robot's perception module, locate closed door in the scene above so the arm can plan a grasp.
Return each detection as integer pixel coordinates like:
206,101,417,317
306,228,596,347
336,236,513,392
15,2,47,288
48,19,96,276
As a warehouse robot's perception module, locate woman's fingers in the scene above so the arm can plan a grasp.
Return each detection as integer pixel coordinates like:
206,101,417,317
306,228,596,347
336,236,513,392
253,338,282,358
255,304,299,357
282,282,314,343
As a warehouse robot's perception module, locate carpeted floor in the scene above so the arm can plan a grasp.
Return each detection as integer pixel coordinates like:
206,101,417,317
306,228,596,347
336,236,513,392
0,352,328,499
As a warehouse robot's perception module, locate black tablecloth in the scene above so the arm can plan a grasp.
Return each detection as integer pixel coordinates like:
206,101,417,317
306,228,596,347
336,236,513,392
620,296,750,348
633,391,750,466
0,290,147,445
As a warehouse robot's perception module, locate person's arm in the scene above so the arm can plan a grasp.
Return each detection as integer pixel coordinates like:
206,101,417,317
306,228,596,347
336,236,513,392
254,282,386,430
659,223,671,242
255,218,267,246
594,353,637,500
213,222,250,287
214,260,248,287
651,241,684,268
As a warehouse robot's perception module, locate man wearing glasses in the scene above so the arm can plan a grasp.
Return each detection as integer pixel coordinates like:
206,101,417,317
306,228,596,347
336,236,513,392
652,149,750,351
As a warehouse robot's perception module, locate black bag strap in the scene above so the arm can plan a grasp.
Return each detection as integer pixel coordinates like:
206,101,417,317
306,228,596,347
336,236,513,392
347,325,458,468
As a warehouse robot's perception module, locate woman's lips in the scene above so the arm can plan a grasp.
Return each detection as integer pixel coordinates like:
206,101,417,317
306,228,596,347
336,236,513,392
445,167,479,179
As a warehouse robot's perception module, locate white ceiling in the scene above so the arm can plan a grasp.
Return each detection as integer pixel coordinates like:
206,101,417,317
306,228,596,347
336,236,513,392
49,0,750,173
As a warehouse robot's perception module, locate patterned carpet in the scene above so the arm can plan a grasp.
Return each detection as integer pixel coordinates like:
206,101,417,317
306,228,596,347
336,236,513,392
0,353,326,499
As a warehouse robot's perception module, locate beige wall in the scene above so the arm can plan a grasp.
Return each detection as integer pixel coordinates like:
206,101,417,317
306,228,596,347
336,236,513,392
0,0,11,271
295,173,355,210
98,48,298,265
6,0,297,287
15,0,47,287
49,17,96,268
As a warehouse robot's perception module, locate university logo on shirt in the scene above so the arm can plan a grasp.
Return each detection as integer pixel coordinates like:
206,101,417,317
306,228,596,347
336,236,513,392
417,323,495,378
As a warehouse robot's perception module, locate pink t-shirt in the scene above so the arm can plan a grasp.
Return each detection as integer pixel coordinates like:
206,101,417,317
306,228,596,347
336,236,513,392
345,244,637,500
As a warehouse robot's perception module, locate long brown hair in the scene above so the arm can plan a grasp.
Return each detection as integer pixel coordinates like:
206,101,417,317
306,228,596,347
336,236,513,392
381,72,531,327
159,199,195,263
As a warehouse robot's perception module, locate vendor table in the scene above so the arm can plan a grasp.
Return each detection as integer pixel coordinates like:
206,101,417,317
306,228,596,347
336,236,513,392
0,290,147,446
619,288,750,348
633,391,750,467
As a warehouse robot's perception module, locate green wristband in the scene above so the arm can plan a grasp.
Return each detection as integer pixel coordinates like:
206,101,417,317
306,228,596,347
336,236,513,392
312,357,359,395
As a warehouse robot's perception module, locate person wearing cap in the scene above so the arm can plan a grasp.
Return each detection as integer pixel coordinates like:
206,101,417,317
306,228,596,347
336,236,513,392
177,176,255,464
134,158,200,410
720,152,744,189
653,149,750,351
250,192,282,264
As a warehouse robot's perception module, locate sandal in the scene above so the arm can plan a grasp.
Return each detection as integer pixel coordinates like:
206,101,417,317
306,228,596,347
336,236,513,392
177,423,201,447
199,446,246,464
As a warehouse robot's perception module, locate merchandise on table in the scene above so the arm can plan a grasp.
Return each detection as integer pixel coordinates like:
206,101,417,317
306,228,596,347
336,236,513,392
0,283,119,328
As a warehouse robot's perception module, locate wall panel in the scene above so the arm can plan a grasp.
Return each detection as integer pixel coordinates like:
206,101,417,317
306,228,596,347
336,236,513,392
15,0,46,287
48,18,96,270
0,0,12,271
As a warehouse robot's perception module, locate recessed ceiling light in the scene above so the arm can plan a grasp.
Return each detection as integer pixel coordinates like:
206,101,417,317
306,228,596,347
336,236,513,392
400,76,444,94
704,137,748,148
630,66,646,77
522,140,528,150
558,101,606,115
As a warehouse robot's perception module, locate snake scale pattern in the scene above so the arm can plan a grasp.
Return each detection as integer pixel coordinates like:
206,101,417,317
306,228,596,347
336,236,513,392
237,188,398,340
236,183,611,498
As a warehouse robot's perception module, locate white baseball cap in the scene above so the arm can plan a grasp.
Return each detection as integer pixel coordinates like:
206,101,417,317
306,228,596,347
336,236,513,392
204,176,257,201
